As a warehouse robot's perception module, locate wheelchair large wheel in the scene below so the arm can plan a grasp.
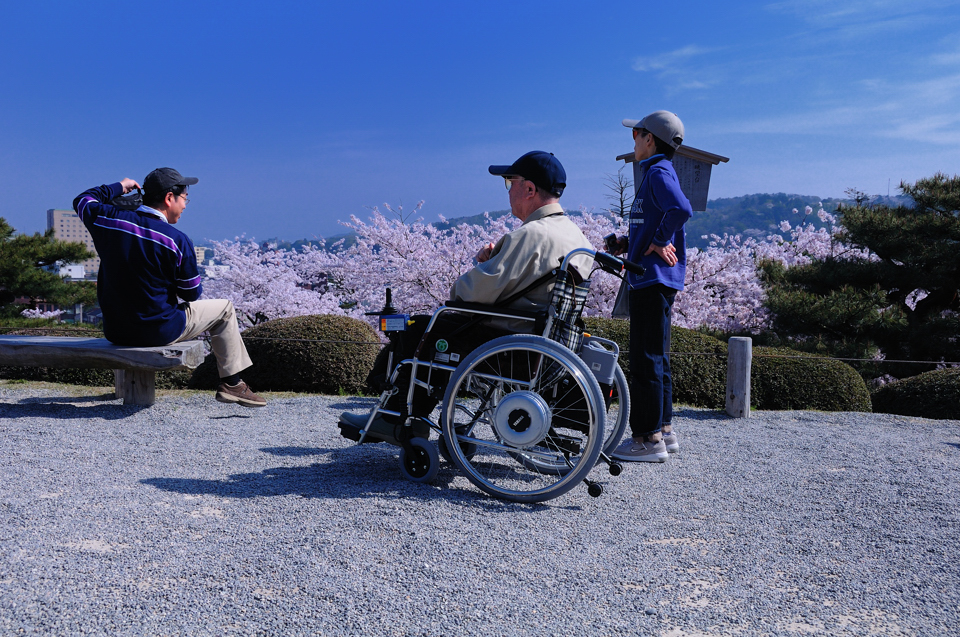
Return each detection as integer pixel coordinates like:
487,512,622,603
440,335,605,503
511,362,630,476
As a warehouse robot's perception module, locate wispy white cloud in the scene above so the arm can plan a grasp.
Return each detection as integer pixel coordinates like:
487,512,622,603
719,69,960,145
931,37,960,66
765,0,950,21
631,45,726,91
632,45,717,73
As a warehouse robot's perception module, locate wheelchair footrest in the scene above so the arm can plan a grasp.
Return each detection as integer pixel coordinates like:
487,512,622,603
338,421,383,444
338,416,431,446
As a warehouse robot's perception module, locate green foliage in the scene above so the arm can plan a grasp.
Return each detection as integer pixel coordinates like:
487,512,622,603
0,217,96,316
583,317,870,411
871,368,960,420
669,328,729,408
761,173,960,380
752,347,871,412
0,366,116,386
189,314,381,394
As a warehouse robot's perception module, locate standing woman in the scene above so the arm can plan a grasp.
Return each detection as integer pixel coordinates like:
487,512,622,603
610,111,693,462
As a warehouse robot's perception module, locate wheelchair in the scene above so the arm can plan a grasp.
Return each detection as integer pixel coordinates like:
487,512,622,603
338,247,644,503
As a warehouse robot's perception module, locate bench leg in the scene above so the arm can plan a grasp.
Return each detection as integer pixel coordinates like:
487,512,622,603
113,369,156,406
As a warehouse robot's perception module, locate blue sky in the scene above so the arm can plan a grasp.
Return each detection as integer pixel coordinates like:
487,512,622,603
2,0,958,243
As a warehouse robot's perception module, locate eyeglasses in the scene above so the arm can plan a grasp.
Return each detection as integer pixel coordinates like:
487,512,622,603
633,128,649,140
177,193,190,204
504,176,526,191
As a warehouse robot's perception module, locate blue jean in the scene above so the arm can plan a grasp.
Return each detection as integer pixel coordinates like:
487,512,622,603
628,285,677,438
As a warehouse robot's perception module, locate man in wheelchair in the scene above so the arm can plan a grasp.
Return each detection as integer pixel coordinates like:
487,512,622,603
339,151,594,439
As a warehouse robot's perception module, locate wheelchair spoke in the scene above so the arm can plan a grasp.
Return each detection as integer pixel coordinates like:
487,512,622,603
441,335,605,503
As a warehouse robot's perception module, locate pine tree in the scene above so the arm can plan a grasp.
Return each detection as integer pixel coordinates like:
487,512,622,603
760,173,960,378
0,217,98,316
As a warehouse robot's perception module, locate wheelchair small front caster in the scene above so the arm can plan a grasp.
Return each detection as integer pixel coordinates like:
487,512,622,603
398,437,439,484
584,479,603,498
609,462,623,476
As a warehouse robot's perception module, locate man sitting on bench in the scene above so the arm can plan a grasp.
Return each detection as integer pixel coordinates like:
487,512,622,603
73,168,266,407
339,151,592,434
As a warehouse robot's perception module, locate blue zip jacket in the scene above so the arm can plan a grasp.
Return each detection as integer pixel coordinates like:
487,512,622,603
72,182,202,346
626,155,693,291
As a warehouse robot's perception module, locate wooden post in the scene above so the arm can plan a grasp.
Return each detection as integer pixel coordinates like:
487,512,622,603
726,337,752,418
115,369,156,406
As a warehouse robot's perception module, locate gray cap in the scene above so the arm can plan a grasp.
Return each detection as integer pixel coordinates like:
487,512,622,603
622,110,685,149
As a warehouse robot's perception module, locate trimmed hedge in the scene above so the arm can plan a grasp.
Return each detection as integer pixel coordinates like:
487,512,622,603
752,346,871,412
583,317,871,412
871,368,960,420
189,314,381,395
584,317,727,409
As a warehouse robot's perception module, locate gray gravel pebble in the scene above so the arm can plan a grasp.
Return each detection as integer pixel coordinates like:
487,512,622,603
1,384,958,636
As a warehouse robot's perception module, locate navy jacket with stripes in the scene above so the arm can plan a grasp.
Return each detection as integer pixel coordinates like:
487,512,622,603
73,182,202,346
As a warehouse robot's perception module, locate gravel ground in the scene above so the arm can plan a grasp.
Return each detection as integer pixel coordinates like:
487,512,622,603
0,383,958,636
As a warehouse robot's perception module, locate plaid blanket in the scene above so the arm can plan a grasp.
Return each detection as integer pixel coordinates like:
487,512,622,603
547,269,591,353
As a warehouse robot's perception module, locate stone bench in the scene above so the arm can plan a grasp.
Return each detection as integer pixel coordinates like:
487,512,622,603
0,336,206,406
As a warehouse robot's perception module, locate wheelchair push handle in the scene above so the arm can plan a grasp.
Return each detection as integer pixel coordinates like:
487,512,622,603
593,251,645,277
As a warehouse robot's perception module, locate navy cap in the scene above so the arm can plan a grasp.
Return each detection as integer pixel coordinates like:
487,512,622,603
144,167,199,198
488,151,566,197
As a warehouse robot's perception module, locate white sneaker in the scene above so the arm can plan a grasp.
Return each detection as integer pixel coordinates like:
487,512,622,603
611,438,668,463
662,429,679,453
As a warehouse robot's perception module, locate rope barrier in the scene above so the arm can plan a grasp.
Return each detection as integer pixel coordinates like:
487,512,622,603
2,326,957,366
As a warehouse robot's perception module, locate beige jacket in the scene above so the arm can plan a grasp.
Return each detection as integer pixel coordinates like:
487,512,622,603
450,203,594,325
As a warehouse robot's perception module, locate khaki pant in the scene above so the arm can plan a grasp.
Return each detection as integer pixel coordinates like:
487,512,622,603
174,299,252,377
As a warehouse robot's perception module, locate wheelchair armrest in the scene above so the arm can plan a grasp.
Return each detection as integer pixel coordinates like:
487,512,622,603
443,300,543,322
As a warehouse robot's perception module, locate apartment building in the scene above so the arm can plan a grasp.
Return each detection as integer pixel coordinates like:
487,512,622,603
47,208,99,275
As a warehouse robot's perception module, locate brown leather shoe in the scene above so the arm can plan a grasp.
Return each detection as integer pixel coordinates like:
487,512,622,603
215,381,267,407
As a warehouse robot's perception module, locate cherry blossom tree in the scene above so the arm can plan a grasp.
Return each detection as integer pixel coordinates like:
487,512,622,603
202,200,857,335
203,237,357,328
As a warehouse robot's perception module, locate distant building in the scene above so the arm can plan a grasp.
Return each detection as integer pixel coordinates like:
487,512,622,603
47,208,99,275
58,264,85,280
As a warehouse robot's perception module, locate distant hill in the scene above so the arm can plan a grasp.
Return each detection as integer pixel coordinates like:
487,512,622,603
245,194,912,253
685,192,912,249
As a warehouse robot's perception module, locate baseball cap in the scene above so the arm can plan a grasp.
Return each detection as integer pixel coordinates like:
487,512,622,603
143,167,199,197
622,111,685,149
488,151,566,197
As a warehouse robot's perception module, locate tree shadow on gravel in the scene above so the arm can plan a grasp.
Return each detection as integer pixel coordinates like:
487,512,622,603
673,407,728,421
0,398,149,419
140,443,583,512
328,398,379,410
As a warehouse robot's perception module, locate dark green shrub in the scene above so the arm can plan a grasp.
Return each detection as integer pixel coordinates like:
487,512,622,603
190,314,381,395
872,369,960,419
584,318,727,408
752,346,871,412
0,366,116,386
584,317,871,412
670,329,728,408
